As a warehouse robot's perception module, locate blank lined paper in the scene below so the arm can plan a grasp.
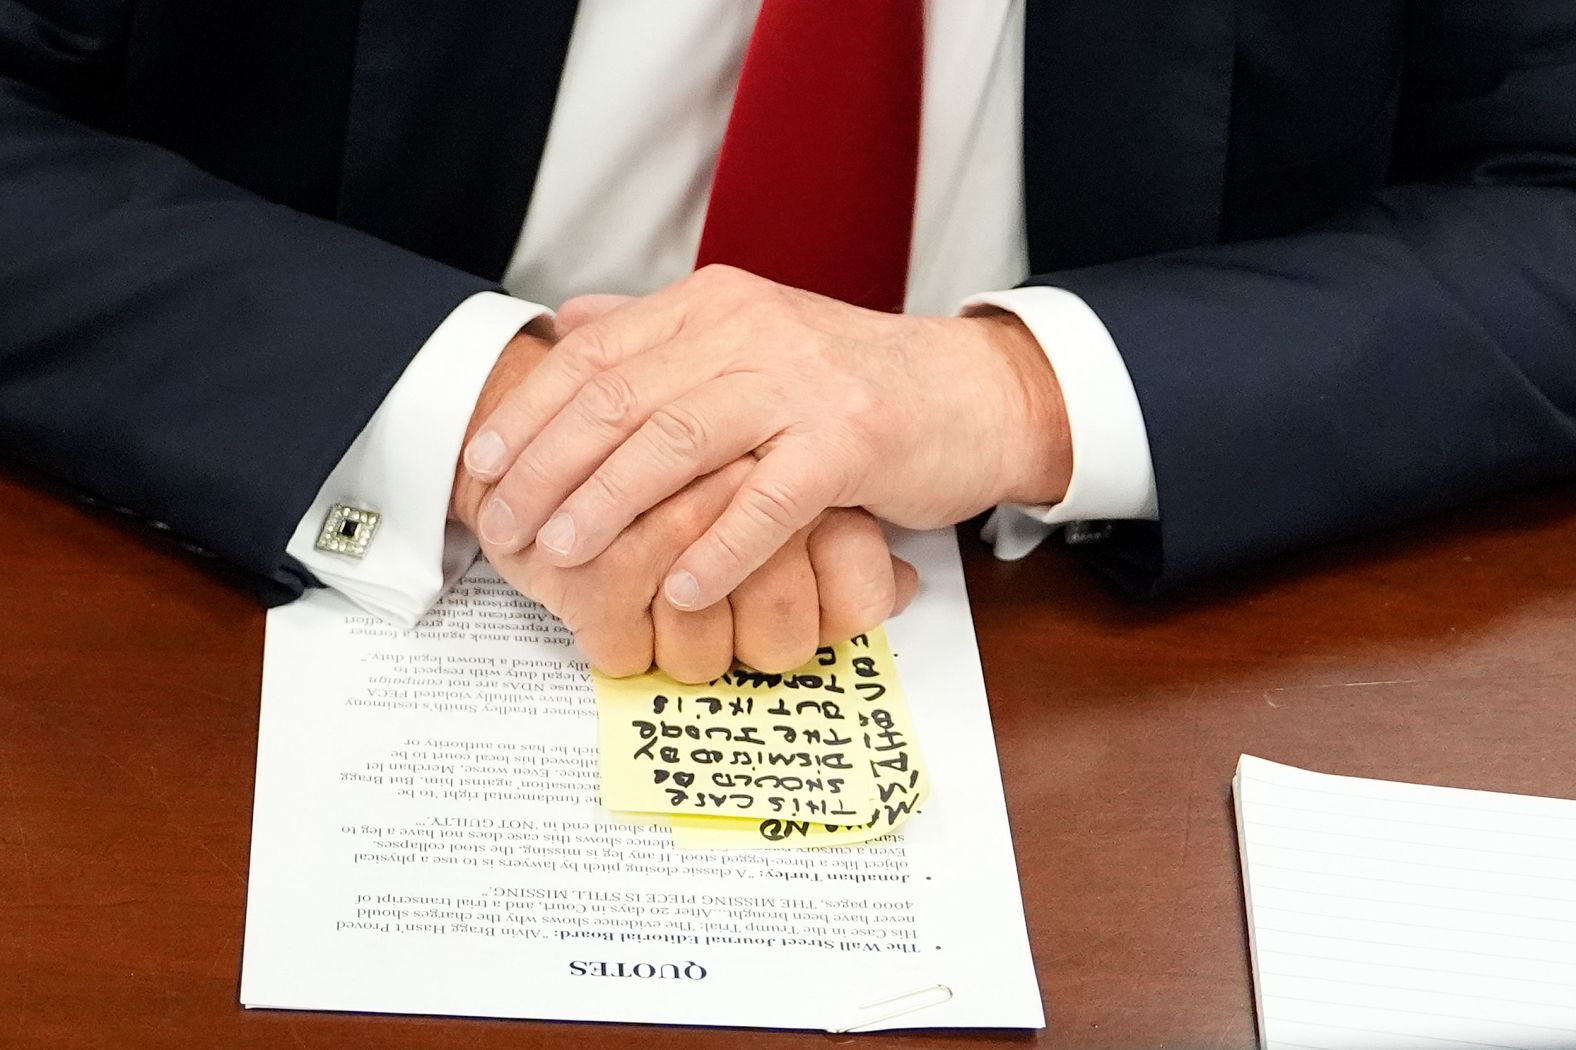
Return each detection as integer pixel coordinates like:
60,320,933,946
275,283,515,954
1233,755,1576,1050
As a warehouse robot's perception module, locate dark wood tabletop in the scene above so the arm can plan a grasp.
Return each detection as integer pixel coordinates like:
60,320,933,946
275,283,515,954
4,466,1574,1050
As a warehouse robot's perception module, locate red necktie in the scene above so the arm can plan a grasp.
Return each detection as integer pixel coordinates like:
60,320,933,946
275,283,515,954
695,1,924,313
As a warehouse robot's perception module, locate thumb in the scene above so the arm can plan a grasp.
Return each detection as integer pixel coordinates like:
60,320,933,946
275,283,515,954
555,293,635,333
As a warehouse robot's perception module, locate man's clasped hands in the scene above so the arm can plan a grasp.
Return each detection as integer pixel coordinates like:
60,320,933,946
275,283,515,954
448,265,1073,682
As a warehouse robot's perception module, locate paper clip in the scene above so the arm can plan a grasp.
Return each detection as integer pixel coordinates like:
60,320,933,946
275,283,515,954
828,983,954,1033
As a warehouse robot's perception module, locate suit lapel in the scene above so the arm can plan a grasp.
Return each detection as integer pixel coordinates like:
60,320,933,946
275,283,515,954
337,0,580,279
1022,0,1238,273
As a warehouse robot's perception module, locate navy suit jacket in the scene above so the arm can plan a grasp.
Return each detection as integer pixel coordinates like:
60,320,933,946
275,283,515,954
2,1,1574,602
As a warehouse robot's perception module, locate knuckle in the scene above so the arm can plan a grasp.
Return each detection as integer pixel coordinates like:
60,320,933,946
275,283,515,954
582,467,633,513
840,413,882,461
567,592,653,677
644,481,713,544
645,404,710,457
576,370,641,429
648,501,695,545
656,632,731,685
544,587,581,634
500,558,551,612
740,570,803,625
841,380,880,426
590,544,644,594
557,293,603,325
694,263,750,292
737,479,805,533
827,576,896,638
738,638,816,676
658,656,703,685
767,589,802,624
589,639,653,679
733,574,816,673
498,453,553,501
668,659,731,686
851,573,898,623
734,296,782,327
686,660,732,685
707,520,755,571
567,327,618,373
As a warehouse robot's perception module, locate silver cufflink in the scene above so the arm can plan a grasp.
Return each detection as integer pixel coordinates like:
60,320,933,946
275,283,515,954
316,503,381,558
1063,521,1114,546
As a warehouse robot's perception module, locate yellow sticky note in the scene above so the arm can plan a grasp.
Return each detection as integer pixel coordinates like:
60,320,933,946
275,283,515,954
666,772,927,850
594,629,926,848
594,646,877,821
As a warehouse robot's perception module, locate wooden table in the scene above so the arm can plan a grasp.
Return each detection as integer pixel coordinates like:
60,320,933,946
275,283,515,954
4,466,1574,1049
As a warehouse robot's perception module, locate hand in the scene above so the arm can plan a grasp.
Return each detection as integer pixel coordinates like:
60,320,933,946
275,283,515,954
460,266,1072,612
450,323,918,682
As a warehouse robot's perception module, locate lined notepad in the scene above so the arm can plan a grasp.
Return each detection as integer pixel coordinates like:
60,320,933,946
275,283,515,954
1233,755,1576,1050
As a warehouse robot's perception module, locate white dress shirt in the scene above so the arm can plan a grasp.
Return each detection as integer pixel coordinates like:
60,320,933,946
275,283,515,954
287,0,1159,625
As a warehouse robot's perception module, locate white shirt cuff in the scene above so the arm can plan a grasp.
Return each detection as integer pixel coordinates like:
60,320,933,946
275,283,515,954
960,285,1159,561
285,291,549,626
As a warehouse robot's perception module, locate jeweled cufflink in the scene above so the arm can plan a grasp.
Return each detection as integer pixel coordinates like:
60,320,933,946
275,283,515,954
315,503,381,558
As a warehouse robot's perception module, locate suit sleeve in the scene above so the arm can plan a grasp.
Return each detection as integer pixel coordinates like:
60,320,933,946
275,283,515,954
1032,0,1576,595
0,2,496,602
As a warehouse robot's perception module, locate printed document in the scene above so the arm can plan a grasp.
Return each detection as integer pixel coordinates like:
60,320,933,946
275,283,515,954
241,528,1043,1031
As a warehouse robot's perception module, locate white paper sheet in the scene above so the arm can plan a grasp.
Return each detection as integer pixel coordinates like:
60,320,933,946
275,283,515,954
1234,755,1576,1050
241,528,1043,1032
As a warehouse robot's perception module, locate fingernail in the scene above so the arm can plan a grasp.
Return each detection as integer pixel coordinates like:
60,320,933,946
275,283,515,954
537,513,576,556
665,571,701,610
479,498,518,546
464,430,507,478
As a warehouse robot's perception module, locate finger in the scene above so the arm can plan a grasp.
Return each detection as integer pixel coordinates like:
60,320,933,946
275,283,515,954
463,270,737,484
620,457,755,570
534,372,781,567
565,598,655,679
806,510,898,644
483,338,752,553
652,598,734,685
729,529,820,674
462,295,685,485
556,293,634,331
891,556,919,615
664,445,844,611
534,459,757,679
